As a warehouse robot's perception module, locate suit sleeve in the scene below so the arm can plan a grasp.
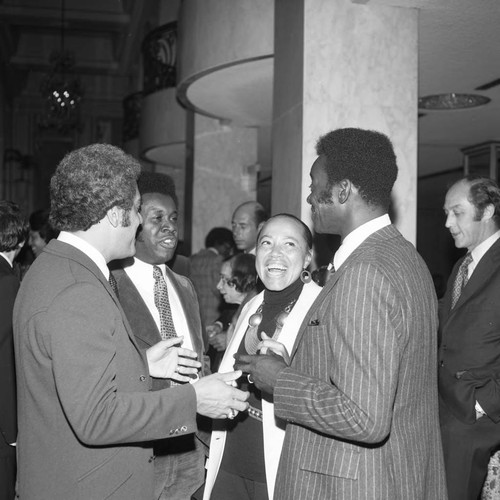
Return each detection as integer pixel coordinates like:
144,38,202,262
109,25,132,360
183,275,212,376
274,262,403,444
42,281,198,446
0,274,19,445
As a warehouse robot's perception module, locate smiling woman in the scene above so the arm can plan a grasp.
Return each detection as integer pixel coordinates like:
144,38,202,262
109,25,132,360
204,214,322,500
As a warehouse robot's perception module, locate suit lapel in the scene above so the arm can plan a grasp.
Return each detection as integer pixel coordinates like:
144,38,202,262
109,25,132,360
45,240,142,352
289,225,400,360
164,266,203,358
445,238,500,321
112,268,160,347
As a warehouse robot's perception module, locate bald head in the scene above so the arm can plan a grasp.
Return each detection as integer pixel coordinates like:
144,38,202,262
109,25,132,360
231,201,268,253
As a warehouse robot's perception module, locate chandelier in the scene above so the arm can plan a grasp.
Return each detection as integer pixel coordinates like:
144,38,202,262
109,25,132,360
39,0,84,133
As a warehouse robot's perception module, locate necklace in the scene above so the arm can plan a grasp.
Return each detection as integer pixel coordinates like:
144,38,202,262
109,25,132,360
244,298,297,355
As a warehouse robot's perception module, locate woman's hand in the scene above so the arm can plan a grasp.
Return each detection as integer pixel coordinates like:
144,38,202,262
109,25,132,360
257,332,290,365
207,322,228,351
146,336,202,382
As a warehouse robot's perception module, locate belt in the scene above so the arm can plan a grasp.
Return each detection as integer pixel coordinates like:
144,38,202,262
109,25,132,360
246,404,262,422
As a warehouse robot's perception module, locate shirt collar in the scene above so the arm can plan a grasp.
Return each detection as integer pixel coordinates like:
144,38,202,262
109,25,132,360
129,257,166,276
470,229,500,266
57,231,109,279
0,252,13,267
333,214,391,271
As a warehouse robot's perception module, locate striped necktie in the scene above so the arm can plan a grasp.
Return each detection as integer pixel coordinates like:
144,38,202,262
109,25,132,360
108,273,119,298
451,252,473,309
153,265,177,340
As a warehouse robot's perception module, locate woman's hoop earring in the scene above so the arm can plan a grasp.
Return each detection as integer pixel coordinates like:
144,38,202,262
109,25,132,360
301,269,312,284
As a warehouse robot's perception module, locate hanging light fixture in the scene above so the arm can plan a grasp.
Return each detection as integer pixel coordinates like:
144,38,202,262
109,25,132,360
39,0,84,133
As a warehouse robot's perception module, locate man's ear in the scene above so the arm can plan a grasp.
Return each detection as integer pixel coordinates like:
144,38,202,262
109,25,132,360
482,203,495,221
107,206,120,228
257,221,265,232
337,179,352,204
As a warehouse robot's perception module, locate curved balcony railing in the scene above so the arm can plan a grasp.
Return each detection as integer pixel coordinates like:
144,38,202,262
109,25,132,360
142,22,177,95
122,91,143,143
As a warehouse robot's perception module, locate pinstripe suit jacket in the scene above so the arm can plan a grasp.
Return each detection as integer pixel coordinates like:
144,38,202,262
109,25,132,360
272,225,447,500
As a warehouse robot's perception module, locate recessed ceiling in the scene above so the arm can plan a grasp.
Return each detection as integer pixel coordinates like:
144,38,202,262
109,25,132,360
1,0,498,178
179,0,500,177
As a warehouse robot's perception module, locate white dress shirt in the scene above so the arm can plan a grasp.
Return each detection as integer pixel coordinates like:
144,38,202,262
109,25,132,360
58,231,109,279
0,252,13,267
333,214,391,271
124,257,194,351
468,229,500,279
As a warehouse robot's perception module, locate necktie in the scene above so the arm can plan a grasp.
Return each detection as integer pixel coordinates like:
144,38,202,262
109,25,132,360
153,265,177,340
451,252,473,309
108,273,119,298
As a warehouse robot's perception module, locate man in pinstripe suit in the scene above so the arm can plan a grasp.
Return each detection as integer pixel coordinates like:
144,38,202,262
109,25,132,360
236,128,447,499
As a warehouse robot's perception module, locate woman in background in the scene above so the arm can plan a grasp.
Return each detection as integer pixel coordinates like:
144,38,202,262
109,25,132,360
28,209,59,258
207,253,257,371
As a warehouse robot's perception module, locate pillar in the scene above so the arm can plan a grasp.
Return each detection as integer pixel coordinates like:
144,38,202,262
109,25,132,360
272,0,418,243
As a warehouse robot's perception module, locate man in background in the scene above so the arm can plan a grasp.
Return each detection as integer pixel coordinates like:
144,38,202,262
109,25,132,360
237,128,447,499
13,144,248,499
231,201,267,255
440,176,500,500
189,227,235,327
0,200,28,499
112,171,211,500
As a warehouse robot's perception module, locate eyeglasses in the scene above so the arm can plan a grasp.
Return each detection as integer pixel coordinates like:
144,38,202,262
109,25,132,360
219,275,236,287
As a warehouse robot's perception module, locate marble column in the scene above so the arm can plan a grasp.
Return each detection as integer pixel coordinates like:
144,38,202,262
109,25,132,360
190,115,258,253
272,0,418,243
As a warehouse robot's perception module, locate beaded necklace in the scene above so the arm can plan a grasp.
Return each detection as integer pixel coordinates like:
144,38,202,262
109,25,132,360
244,297,298,354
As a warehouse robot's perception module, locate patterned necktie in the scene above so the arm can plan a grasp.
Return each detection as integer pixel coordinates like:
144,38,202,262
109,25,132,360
108,273,119,298
153,265,177,340
451,252,473,309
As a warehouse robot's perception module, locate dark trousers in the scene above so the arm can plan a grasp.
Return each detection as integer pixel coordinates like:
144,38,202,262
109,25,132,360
211,469,268,500
441,403,500,500
0,447,16,500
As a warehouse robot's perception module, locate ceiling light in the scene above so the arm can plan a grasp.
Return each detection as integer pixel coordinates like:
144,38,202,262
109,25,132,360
418,93,490,110
39,0,84,134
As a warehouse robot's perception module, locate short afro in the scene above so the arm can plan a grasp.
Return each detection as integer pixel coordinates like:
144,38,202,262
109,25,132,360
316,128,398,209
137,171,178,207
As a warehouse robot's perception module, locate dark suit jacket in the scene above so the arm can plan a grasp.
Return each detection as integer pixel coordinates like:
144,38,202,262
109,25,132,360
0,256,18,456
112,263,210,388
13,240,198,500
189,248,223,326
439,237,500,425
273,225,447,500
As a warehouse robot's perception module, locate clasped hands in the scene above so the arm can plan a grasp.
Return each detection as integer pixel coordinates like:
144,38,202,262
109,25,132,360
234,332,289,396
146,336,201,383
147,336,250,420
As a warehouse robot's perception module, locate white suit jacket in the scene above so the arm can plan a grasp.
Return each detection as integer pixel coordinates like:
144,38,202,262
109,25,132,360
203,281,322,499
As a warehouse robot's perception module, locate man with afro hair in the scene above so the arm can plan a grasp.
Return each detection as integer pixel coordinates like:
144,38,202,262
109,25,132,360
236,128,447,499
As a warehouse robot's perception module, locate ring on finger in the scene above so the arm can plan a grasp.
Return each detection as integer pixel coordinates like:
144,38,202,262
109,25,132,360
247,374,254,384
227,409,236,419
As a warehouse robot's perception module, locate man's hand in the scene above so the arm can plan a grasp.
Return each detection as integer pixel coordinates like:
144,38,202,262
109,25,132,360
146,336,201,382
257,332,290,364
234,351,288,395
192,371,249,419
